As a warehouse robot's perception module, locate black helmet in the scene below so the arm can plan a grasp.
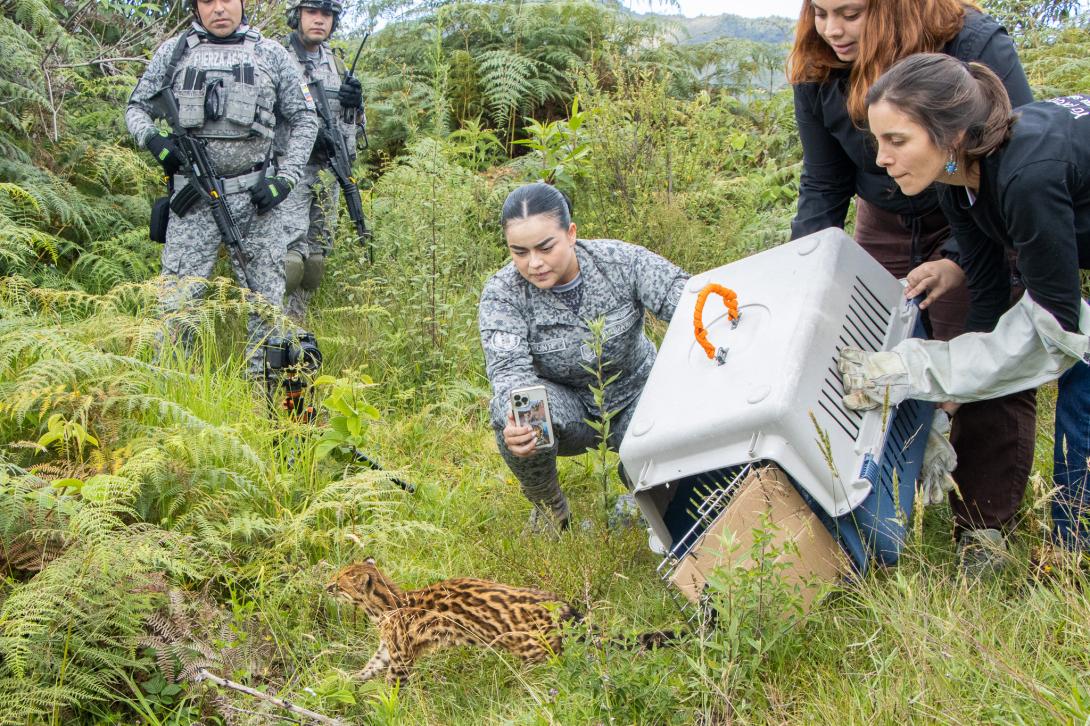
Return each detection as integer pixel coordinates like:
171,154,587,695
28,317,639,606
286,0,342,31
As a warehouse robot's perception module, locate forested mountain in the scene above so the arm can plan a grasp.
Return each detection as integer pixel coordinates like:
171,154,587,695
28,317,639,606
1,0,1088,723
637,11,797,45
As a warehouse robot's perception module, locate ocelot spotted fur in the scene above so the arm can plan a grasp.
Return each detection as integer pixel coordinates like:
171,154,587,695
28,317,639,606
326,559,671,684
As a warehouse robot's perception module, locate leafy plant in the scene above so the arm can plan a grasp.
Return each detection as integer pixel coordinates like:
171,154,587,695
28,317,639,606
139,673,184,708
367,681,405,726
36,412,99,459
514,96,591,189
299,672,357,711
447,115,506,171
312,373,383,460
685,514,809,718
581,316,622,518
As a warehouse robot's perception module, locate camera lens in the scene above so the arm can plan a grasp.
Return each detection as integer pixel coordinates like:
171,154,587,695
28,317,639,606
297,333,322,371
264,334,322,374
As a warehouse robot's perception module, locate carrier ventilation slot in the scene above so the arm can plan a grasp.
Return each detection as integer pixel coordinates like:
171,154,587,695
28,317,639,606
853,276,890,334
882,398,926,478
847,278,887,350
820,368,861,438
816,277,892,443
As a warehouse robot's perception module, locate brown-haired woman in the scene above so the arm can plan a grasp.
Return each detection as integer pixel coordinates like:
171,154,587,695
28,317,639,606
787,0,1037,571
856,53,1090,553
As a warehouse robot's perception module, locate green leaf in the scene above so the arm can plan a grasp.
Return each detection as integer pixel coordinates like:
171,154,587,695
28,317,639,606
327,689,356,705
142,676,164,695
324,395,357,419
314,438,341,460
36,430,62,448
347,415,363,439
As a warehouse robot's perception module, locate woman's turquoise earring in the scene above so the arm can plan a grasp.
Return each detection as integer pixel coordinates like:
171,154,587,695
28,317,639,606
945,154,958,175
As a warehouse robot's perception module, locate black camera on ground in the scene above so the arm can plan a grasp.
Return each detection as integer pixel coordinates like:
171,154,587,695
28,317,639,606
264,332,322,421
263,332,322,375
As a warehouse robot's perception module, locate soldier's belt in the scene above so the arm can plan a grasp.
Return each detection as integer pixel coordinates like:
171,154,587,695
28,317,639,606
170,168,267,217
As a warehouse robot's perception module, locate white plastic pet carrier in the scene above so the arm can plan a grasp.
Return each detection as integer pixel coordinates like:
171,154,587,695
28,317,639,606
619,228,932,580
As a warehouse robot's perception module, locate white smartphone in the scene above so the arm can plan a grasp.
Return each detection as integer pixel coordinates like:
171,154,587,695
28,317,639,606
511,385,555,449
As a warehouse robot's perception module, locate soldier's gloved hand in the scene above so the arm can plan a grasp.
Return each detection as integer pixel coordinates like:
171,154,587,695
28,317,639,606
145,130,184,176
920,409,959,507
337,76,363,111
837,347,911,410
250,176,294,214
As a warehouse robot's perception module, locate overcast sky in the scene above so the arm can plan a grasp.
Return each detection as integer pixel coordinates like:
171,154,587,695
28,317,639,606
629,0,802,19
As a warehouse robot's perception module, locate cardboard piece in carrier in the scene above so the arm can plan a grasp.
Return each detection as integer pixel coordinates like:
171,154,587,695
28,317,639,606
670,465,849,610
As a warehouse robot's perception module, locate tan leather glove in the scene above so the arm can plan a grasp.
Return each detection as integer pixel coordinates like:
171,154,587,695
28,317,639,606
919,410,958,507
837,347,911,411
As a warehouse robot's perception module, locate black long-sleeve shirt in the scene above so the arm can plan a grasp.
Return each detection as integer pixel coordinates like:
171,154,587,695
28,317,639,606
790,9,1033,240
937,97,1090,333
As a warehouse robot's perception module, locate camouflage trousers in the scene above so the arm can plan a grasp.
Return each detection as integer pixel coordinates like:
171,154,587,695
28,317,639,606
283,165,339,325
491,382,638,513
159,189,288,379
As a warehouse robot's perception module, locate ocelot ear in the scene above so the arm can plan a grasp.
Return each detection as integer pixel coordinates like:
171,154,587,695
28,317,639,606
364,557,376,565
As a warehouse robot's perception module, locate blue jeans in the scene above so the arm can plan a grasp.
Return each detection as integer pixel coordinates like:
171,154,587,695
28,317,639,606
1051,354,1090,549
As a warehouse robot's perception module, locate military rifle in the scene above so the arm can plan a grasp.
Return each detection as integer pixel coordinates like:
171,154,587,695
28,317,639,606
309,79,373,263
341,32,368,134
152,87,255,288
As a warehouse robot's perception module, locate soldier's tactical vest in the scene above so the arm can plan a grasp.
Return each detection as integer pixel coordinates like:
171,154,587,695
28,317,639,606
168,29,276,141
280,34,354,161
282,37,346,117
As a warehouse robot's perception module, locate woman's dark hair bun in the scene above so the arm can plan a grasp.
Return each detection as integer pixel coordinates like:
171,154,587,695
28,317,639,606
501,182,573,230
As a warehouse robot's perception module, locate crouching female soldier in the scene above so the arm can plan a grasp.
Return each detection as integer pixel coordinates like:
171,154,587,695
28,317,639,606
479,183,689,533
843,53,1090,552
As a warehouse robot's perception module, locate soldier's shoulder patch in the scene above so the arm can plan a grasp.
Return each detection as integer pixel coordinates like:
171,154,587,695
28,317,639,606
300,82,316,111
490,331,521,352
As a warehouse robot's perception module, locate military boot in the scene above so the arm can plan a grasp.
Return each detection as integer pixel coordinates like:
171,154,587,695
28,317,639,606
525,489,571,537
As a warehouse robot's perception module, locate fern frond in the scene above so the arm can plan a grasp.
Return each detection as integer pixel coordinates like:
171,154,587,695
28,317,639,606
0,183,44,225
477,49,541,131
7,0,62,39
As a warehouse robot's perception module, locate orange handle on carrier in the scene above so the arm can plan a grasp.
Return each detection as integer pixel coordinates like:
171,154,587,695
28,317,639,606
693,283,739,359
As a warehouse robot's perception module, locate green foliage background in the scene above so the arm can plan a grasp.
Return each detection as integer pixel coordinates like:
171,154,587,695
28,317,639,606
0,0,1088,723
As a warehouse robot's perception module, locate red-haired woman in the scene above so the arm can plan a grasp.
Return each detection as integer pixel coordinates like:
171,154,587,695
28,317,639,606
787,0,1036,570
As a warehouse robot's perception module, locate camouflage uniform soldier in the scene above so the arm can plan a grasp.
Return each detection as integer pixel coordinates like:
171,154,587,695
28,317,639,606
479,183,689,532
277,0,364,324
126,0,319,379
